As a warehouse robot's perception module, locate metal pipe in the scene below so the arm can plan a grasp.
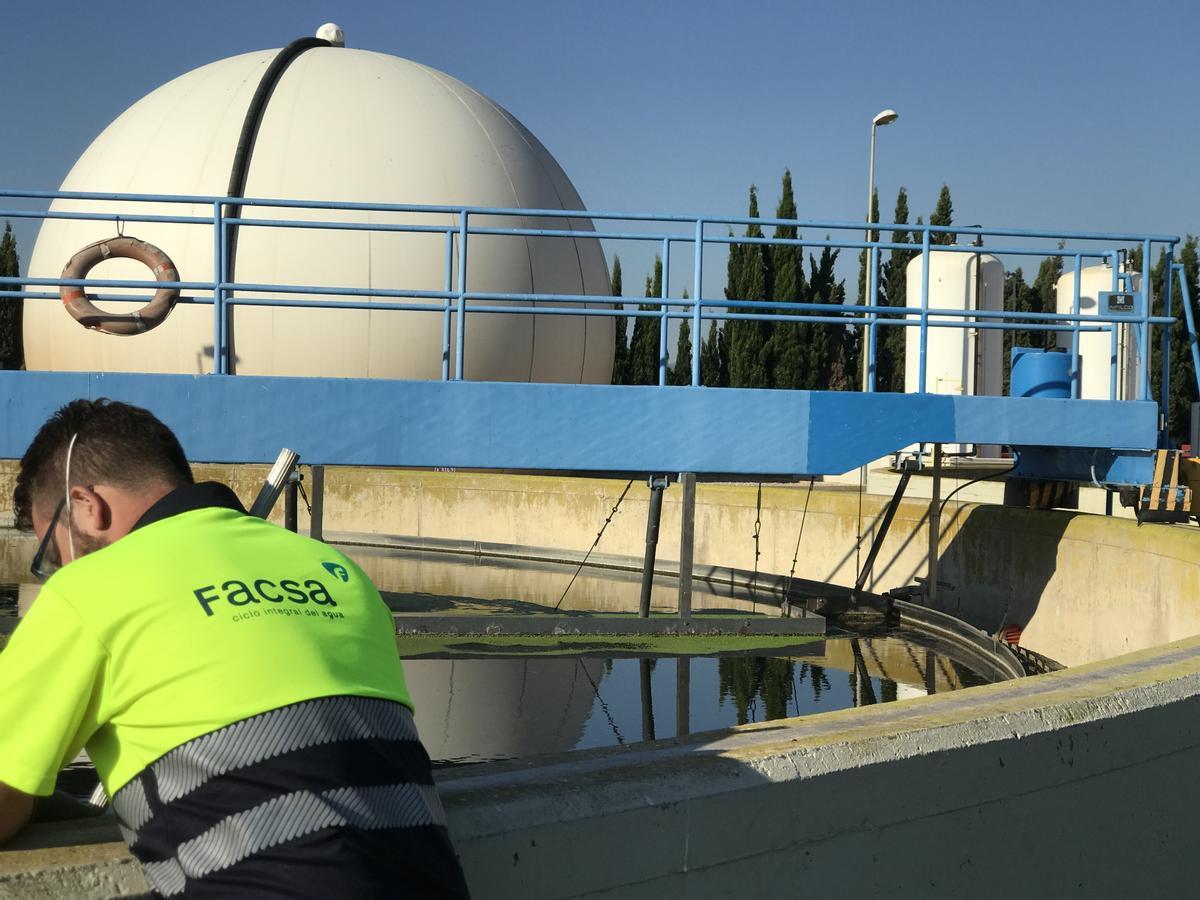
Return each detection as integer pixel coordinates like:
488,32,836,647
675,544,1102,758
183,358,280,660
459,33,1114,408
212,201,223,376
855,465,913,593
284,475,299,533
1071,254,1082,399
867,245,878,391
928,443,942,605
639,476,668,618
1162,247,1175,444
455,210,468,381
217,209,228,374
0,188,1180,242
309,465,325,542
1174,264,1200,402
442,230,453,381
1141,239,1153,402
919,228,931,392
658,238,670,386
691,220,703,386
1111,252,1121,401
678,473,696,619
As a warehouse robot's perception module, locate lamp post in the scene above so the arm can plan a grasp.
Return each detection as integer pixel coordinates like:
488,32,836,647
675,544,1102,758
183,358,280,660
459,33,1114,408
863,108,898,392
854,108,898,583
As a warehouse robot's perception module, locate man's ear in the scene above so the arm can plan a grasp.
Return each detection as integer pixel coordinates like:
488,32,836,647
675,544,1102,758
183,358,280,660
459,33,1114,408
67,485,112,537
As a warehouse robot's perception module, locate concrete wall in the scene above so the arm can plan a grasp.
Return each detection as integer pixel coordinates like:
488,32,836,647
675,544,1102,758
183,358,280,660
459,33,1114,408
235,466,1200,668
6,463,1199,664
6,467,1200,897
9,636,1200,898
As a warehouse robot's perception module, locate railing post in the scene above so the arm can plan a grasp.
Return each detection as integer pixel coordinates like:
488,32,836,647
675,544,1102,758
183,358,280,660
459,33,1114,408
1071,254,1082,399
442,229,453,382
1174,264,1200,404
1161,245,1175,444
1110,251,1121,400
691,219,703,386
919,227,931,392
212,201,224,374
455,210,469,381
868,244,879,392
658,237,670,386
1141,238,1152,401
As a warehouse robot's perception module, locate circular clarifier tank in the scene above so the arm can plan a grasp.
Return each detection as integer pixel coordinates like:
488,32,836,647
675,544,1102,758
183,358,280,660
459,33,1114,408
24,35,613,382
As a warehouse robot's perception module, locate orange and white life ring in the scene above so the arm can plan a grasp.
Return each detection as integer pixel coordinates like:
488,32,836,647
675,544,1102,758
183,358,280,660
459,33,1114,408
59,237,180,335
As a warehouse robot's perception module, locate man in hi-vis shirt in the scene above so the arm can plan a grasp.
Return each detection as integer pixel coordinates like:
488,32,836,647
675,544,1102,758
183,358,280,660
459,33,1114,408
0,399,469,898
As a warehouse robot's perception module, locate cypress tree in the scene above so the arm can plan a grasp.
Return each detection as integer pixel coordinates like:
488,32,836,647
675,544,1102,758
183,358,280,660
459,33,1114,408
1030,250,1062,342
0,223,21,370
728,186,772,388
770,170,811,390
808,244,854,390
609,256,629,385
930,185,955,246
700,321,729,387
629,257,663,385
1171,237,1199,443
668,290,692,386
1146,237,1199,442
877,187,912,392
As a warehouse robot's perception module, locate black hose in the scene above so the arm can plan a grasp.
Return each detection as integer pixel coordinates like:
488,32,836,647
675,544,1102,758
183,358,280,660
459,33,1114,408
223,36,330,283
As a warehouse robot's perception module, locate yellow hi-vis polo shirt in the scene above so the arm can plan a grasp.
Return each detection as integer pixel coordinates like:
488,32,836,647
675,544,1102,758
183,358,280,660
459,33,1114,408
0,482,411,797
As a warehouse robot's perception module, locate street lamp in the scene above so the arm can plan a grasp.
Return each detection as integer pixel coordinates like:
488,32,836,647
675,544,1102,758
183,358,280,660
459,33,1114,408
863,107,898,392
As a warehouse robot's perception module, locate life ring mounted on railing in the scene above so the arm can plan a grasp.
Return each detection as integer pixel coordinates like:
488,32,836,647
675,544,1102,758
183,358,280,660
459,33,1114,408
59,236,180,335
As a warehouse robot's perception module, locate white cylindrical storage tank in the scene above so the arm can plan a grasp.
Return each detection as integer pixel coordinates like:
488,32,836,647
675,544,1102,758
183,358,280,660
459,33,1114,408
904,249,1004,456
904,250,1005,398
24,41,613,383
1055,264,1142,401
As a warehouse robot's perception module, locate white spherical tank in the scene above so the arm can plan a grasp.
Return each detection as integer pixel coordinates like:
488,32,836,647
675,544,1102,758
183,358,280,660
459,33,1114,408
904,249,1005,397
1055,264,1143,400
24,41,613,382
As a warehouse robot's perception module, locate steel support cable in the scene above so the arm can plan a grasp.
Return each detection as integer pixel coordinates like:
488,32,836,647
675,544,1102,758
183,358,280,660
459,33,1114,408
574,658,627,747
784,478,816,600
553,479,635,611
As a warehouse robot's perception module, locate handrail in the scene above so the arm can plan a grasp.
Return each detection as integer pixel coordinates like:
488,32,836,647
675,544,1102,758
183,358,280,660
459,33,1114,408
1174,264,1200,403
0,188,1187,410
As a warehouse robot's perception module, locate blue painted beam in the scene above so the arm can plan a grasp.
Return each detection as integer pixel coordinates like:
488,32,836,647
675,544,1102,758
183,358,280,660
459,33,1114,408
0,372,1159,477
1009,447,1156,487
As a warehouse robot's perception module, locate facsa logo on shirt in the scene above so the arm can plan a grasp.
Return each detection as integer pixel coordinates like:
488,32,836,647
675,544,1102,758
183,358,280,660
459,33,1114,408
322,562,351,582
193,577,338,617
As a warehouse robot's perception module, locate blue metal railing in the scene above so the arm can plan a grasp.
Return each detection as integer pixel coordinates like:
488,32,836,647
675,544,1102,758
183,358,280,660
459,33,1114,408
0,188,1190,409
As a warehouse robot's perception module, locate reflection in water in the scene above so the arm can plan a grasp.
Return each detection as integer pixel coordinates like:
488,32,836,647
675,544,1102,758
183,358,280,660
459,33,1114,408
405,635,986,769
42,637,985,800
718,656,796,725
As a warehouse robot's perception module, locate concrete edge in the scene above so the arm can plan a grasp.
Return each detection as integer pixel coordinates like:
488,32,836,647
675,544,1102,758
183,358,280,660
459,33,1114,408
6,632,1200,897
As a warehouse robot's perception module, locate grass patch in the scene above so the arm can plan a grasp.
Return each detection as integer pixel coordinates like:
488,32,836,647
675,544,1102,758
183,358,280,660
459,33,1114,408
396,632,823,659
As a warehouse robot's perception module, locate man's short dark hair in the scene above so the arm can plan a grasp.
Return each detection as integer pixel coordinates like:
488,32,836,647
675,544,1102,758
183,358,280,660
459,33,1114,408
13,399,193,532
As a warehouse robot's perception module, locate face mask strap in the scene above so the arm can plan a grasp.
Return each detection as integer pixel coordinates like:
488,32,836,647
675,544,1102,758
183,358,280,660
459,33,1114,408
64,432,79,565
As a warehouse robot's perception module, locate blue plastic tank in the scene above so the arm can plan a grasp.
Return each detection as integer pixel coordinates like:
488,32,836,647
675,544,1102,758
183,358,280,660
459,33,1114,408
1010,347,1072,398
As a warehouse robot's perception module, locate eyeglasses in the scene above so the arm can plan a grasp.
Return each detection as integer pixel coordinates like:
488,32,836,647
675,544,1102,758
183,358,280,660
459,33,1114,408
30,497,66,582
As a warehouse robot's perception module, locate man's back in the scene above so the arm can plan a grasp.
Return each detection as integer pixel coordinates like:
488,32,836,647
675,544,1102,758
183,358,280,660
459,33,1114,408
0,481,468,897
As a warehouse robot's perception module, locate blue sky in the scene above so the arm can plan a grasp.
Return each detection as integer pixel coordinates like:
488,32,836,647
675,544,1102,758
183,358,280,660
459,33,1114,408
2,0,1197,286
